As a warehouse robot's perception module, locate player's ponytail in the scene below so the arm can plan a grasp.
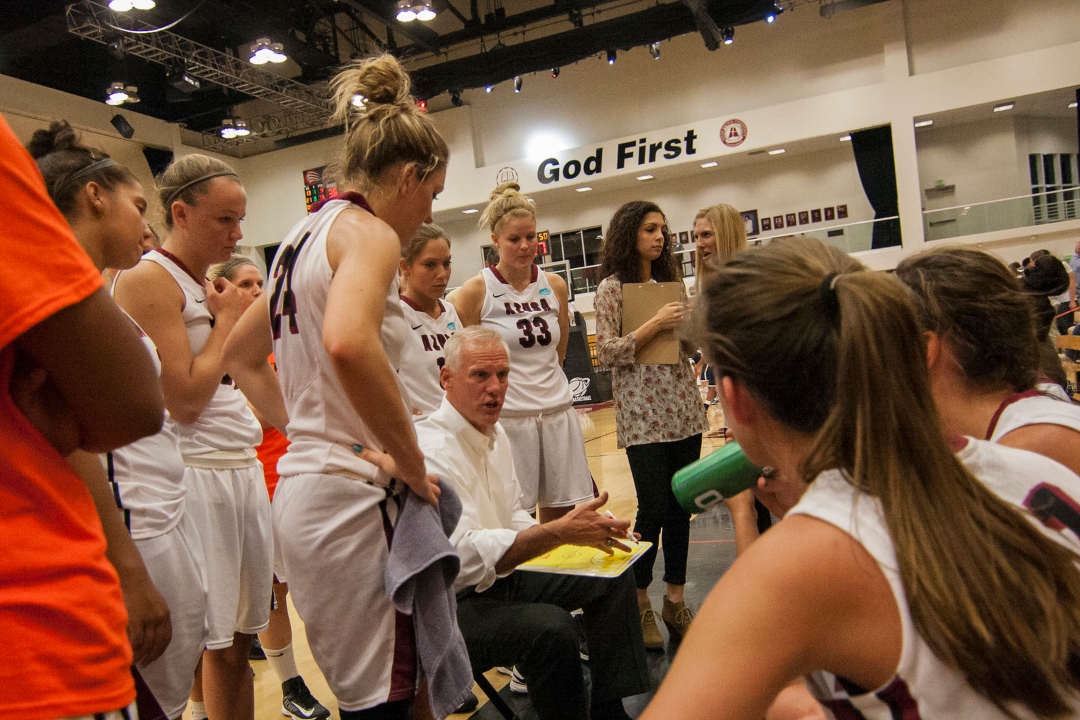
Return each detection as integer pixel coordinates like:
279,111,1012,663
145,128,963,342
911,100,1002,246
479,182,536,235
28,119,137,216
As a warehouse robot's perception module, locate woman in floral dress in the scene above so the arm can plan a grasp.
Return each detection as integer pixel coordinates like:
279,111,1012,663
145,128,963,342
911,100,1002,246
594,201,708,650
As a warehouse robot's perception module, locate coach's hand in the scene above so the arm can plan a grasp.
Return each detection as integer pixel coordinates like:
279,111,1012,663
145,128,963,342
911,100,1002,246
123,567,173,666
352,444,441,504
554,492,635,555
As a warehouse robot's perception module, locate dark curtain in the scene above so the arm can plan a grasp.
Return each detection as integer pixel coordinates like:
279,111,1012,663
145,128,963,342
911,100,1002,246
850,125,902,249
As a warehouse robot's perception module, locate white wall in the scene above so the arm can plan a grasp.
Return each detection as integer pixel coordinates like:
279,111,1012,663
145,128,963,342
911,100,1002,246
915,116,1026,211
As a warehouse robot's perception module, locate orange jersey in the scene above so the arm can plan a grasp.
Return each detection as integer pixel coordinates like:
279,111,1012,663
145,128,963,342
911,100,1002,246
0,115,134,720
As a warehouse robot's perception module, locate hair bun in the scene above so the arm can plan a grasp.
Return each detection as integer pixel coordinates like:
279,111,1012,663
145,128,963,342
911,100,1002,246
26,120,81,160
331,54,413,123
490,181,521,201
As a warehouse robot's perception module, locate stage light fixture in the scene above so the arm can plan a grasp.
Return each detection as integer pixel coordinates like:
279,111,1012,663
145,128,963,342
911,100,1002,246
649,42,661,60
722,27,735,44
396,0,416,21
248,38,286,65
765,3,782,23
551,67,560,78
167,60,201,93
108,0,132,10
415,1,436,21
450,90,463,107
514,76,522,92
606,49,617,65
485,85,494,93
105,82,130,106
220,119,238,139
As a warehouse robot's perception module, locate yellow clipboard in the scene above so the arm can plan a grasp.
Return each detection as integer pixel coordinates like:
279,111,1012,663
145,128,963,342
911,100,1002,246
517,541,652,578
622,282,683,364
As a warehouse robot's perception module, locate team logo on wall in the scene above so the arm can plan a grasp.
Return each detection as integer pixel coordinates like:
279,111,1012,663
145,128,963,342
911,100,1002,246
497,166,519,185
720,119,747,147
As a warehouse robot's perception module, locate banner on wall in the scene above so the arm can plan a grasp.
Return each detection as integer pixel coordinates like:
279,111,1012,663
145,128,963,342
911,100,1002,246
303,166,338,213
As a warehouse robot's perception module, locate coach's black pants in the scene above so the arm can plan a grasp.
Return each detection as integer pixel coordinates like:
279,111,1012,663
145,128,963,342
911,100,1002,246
457,570,650,720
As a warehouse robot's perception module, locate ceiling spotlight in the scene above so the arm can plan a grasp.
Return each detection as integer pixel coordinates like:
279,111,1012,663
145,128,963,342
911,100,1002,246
722,27,735,44
767,148,786,155
993,102,1014,112
700,161,718,168
637,174,654,181
485,85,494,93
606,49,617,65
123,86,140,104
220,118,238,139
765,3,782,23
248,38,286,65
415,1,436,21
914,119,934,128
839,134,852,142
233,119,250,137
576,186,593,192
450,90,463,107
105,82,130,106
514,75,522,93
132,0,155,7
108,0,133,10
648,41,661,60
396,0,416,21
551,67,560,79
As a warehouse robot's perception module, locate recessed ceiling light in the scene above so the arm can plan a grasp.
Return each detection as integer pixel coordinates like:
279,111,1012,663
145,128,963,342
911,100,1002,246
576,186,592,192
462,208,479,214
839,135,852,142
767,148,786,155
993,102,1014,112
914,119,934,128
1070,102,1079,109
700,161,718,168
636,174,654,181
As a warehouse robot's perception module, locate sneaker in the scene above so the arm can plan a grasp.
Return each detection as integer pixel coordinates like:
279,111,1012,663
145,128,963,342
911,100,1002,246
281,676,331,720
453,692,479,714
639,598,664,650
248,636,266,661
495,665,528,694
661,596,695,640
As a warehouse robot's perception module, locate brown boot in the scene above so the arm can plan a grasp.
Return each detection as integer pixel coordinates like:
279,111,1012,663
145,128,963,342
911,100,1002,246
661,595,695,640
639,597,664,650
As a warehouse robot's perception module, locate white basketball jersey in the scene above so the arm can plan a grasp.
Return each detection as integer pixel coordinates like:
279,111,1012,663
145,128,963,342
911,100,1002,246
103,315,187,540
792,438,1080,720
142,250,262,457
269,196,412,483
479,265,571,413
987,389,1080,441
398,296,460,420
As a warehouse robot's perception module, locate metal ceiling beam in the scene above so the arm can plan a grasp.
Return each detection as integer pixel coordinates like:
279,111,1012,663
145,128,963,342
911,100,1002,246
65,1,333,115
337,0,440,54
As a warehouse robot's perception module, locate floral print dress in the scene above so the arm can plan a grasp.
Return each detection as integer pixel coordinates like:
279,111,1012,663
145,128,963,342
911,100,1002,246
594,275,709,449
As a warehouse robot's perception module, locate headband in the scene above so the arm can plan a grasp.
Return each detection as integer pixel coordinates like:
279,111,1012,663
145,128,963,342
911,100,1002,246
52,158,119,198
162,170,239,209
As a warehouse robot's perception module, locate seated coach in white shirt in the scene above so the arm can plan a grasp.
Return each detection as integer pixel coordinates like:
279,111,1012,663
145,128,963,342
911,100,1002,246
415,326,651,720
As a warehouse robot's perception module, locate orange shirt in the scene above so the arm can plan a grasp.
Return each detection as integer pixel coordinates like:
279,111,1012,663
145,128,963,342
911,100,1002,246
0,115,134,720
255,355,289,499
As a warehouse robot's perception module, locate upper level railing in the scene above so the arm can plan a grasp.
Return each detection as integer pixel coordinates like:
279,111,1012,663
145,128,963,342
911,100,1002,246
924,186,1080,241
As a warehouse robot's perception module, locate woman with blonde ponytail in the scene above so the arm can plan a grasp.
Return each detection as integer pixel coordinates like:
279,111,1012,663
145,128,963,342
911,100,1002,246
222,54,467,720
449,182,593,523
642,237,1080,720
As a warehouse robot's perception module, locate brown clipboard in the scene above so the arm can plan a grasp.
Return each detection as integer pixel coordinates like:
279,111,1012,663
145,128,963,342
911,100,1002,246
622,281,683,365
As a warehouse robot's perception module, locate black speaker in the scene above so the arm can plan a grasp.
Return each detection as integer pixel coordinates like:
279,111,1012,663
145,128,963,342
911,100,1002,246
110,114,134,139
142,146,174,177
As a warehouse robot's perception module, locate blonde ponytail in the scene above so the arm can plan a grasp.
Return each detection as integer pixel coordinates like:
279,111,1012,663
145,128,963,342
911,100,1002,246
479,181,536,234
329,54,448,193
694,237,1080,717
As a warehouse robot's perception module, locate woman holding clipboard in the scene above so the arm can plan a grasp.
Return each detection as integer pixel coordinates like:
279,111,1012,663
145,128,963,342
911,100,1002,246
594,201,708,650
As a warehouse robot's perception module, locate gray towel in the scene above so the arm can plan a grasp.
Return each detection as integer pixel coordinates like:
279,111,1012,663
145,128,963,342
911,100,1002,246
385,482,473,720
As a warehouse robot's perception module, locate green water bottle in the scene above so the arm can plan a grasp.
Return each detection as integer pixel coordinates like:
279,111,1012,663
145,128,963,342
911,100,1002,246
672,441,763,513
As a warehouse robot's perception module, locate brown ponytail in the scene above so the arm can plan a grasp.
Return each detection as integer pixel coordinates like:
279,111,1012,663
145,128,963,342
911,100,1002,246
329,54,448,195
694,236,1080,717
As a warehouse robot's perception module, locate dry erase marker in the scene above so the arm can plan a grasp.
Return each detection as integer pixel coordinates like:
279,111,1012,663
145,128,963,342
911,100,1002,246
604,511,638,544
